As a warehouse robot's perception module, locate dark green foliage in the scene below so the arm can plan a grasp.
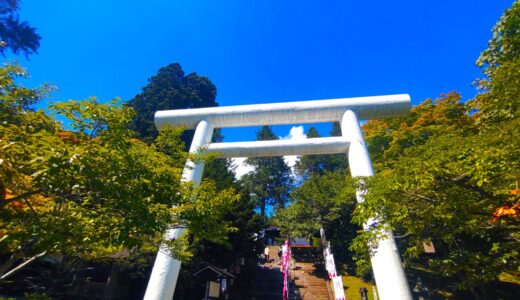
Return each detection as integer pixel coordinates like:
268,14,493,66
203,158,236,192
125,62,259,297
294,127,328,176
0,0,40,57
126,62,236,187
326,123,348,172
203,129,237,191
331,122,342,137
127,63,218,144
295,126,347,177
240,126,293,217
274,172,358,270
176,192,263,287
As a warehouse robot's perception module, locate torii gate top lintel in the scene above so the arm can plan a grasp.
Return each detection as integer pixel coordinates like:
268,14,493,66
154,94,410,130
144,93,414,300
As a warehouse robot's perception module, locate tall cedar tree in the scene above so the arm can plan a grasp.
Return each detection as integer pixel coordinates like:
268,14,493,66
295,125,346,177
127,63,217,144
127,63,235,189
240,126,293,218
126,63,259,297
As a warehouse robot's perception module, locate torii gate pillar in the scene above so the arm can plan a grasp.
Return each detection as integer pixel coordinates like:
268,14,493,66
342,110,412,300
143,120,214,300
144,94,413,300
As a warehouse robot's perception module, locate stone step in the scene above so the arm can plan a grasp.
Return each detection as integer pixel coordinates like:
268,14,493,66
290,260,331,300
249,250,332,300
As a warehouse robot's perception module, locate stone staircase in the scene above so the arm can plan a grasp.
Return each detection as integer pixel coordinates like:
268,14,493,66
247,246,331,300
249,264,285,299
248,246,285,299
291,262,331,300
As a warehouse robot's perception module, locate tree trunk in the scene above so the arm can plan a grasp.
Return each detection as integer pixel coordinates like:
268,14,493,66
103,264,121,300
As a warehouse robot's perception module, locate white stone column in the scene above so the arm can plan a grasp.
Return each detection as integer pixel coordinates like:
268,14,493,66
341,110,412,300
144,120,214,300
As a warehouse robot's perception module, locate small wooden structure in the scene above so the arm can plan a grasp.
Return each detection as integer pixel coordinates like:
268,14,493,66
192,264,236,300
264,225,280,245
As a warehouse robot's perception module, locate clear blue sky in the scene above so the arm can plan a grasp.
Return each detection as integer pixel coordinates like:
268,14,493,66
13,0,514,141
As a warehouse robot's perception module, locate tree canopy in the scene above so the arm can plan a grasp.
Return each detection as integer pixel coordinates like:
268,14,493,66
294,126,347,177
349,4,520,290
127,62,236,190
0,64,239,286
0,0,40,57
127,63,218,144
239,126,293,218
351,91,518,289
473,1,520,126
274,3,520,296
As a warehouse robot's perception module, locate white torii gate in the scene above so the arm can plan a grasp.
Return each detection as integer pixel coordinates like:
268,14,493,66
144,94,413,300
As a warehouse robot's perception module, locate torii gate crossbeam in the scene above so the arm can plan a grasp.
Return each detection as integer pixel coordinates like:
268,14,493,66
144,94,413,300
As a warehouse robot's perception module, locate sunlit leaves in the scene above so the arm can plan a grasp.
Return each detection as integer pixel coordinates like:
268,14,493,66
1,66,240,270
352,91,520,288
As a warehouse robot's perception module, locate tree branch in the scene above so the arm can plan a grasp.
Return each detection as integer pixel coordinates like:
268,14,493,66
22,196,43,226
0,251,47,280
1,190,42,207
403,191,438,203
452,174,468,182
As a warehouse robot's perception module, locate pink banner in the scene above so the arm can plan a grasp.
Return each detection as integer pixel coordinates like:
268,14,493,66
282,240,291,300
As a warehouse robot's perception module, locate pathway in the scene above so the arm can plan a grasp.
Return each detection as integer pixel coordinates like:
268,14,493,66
248,246,332,300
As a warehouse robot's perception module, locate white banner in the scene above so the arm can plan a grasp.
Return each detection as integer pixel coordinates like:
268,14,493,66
323,242,331,257
325,253,336,278
332,276,346,300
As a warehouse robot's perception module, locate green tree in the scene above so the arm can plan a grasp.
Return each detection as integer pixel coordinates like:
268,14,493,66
294,127,327,176
240,126,293,218
0,65,238,291
127,63,218,144
294,126,346,177
0,0,40,57
351,92,519,294
274,171,358,268
350,5,520,293
126,62,259,297
476,1,520,78
175,192,263,298
473,1,520,126
127,62,236,190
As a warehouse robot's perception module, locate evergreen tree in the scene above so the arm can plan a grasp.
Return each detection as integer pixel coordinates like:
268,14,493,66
0,0,40,57
274,171,358,271
295,126,347,177
240,126,293,218
127,63,218,145
126,62,235,187
295,127,328,176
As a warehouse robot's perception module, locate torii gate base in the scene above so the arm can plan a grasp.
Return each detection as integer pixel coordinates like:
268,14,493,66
144,95,413,300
